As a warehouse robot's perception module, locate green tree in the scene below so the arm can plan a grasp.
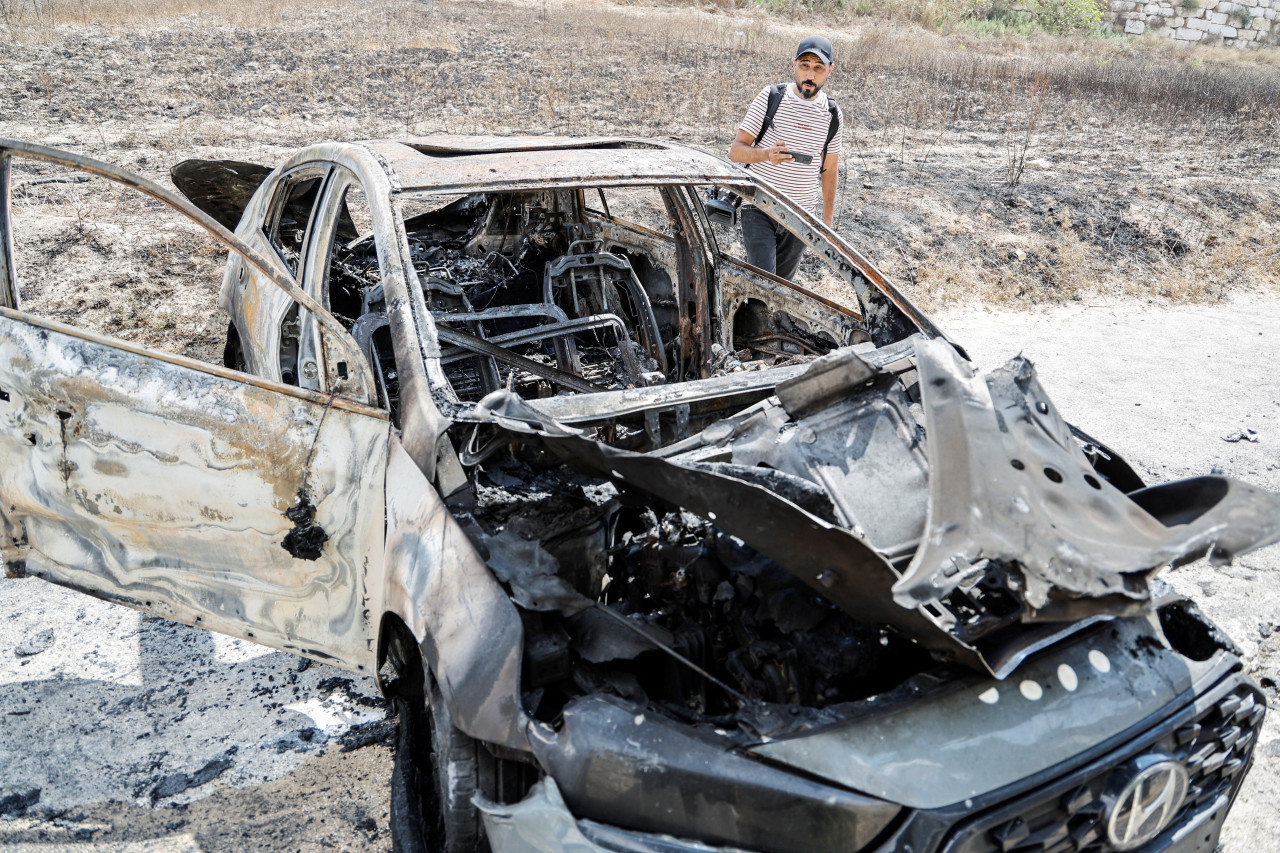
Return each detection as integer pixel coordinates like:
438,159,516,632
1033,0,1105,33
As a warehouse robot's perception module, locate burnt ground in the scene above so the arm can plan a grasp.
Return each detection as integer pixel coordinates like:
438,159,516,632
0,0,1278,849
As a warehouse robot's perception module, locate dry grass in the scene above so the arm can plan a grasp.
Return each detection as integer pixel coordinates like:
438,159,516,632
0,0,326,31
8,168,226,361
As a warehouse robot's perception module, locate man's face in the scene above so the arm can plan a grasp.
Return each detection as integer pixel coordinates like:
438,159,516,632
793,53,832,100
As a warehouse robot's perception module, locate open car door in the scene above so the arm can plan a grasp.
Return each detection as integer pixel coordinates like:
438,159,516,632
0,141,389,671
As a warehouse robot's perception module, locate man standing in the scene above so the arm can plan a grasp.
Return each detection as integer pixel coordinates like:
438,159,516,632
728,36,843,281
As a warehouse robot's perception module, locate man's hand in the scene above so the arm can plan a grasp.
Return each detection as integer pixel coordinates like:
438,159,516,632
729,129,794,165
762,144,794,164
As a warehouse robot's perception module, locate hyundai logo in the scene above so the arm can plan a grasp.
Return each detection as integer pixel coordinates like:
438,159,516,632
1105,755,1190,850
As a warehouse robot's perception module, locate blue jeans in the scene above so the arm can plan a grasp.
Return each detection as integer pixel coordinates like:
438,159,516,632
740,205,805,281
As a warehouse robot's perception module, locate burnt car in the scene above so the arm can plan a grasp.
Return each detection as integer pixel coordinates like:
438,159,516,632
1,135,1278,853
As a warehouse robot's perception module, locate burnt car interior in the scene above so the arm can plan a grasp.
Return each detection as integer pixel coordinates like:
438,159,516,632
317,183,861,448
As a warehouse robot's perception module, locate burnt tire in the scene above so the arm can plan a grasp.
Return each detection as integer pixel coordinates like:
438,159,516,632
391,675,488,853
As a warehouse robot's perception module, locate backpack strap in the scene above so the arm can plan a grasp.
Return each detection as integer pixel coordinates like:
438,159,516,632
751,83,787,147
819,97,840,174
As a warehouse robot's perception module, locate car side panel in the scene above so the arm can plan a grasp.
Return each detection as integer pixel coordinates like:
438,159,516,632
0,310,389,670
383,435,527,748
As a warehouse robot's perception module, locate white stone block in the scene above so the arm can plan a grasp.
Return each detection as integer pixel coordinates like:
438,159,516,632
1239,24,1260,34
1255,12,1272,24
1210,10,1229,21
1218,1,1235,11
1188,15,1212,28
1172,15,1185,25
1160,4,1174,11
1222,23,1238,33
1265,8,1276,19
1208,21,1225,32
1176,25,1205,35
1201,0,1219,9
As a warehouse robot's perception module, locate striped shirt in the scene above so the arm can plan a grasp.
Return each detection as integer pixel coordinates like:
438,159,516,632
738,84,843,213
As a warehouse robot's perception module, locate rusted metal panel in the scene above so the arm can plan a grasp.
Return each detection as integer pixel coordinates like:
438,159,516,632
395,135,659,156
0,152,15,310
0,313,390,670
895,338,1280,614
373,143,752,195
1,309,385,419
231,143,457,482
382,436,528,748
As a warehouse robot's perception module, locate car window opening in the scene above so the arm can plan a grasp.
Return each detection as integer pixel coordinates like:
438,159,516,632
320,185,867,450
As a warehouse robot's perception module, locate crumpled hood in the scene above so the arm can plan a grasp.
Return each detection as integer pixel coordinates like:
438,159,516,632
894,339,1280,614
748,617,1224,809
466,337,1280,677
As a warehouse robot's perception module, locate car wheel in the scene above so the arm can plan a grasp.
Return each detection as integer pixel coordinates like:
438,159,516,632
391,673,488,853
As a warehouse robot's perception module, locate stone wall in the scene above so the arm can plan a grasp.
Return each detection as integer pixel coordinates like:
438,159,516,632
1102,0,1280,47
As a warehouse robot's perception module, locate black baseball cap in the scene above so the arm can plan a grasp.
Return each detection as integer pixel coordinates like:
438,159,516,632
795,35,834,65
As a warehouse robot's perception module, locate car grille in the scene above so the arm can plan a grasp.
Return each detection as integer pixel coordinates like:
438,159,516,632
944,677,1265,853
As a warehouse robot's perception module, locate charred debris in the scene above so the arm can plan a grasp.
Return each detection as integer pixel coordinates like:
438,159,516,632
321,189,947,735
326,187,1280,739
248,178,1280,738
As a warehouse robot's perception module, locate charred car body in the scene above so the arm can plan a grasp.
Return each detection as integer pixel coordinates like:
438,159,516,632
1,136,1277,853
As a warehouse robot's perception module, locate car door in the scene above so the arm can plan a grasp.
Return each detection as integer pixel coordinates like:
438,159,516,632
0,140,389,672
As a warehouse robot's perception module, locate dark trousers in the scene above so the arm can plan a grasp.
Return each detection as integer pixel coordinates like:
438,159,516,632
740,205,805,281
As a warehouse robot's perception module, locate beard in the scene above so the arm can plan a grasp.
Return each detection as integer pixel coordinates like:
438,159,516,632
798,80,822,98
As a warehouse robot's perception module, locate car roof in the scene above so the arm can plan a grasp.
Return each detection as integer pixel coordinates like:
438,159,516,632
359,136,751,193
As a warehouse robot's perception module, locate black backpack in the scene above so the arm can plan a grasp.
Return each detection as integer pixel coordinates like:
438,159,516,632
751,82,840,173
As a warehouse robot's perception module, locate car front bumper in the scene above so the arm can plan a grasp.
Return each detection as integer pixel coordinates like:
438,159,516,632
480,660,1262,853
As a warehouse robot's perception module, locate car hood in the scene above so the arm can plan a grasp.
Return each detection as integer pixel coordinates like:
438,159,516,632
749,616,1224,808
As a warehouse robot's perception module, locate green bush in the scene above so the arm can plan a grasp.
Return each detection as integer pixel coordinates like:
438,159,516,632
1182,0,1200,11
959,2,1040,35
1032,0,1105,33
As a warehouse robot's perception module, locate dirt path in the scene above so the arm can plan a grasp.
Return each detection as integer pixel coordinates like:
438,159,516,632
2,297,1276,852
